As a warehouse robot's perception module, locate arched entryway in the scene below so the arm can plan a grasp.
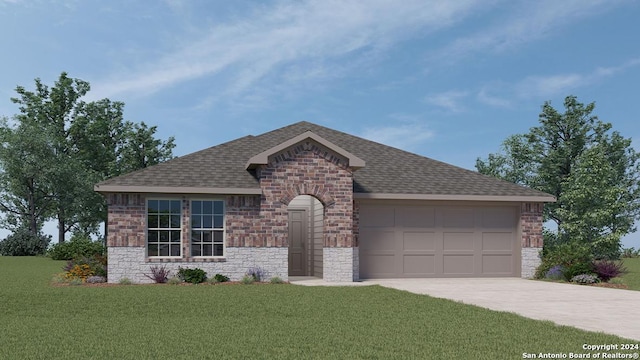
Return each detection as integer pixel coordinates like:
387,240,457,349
288,195,324,277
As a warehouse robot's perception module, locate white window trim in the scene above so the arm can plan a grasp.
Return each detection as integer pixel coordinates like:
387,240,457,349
190,199,226,258
146,198,183,258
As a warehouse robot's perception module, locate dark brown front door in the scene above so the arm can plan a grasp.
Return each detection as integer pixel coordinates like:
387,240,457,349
288,209,308,276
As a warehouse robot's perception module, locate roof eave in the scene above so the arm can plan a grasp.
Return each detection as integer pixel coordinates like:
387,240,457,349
94,185,262,195
354,193,556,202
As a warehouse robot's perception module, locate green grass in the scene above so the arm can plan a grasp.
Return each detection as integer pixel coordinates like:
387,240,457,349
0,257,634,359
622,257,640,290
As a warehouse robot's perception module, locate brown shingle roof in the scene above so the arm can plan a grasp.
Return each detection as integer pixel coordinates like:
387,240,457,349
95,121,553,200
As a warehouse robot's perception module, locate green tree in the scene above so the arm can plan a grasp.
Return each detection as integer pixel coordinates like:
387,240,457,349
1,72,175,243
476,96,640,259
0,117,55,235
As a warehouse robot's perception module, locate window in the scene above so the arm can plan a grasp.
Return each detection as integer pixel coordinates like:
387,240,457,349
191,200,224,257
147,200,181,257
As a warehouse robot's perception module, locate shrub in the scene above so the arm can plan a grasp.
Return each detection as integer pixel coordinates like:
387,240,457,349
118,277,133,285
592,260,627,282
65,264,94,281
240,275,255,285
246,267,265,282
544,265,565,281
167,276,182,285
177,267,207,284
570,274,599,285
206,277,219,284
144,265,171,283
269,276,285,284
213,274,230,283
0,228,51,256
86,276,106,284
48,236,105,260
536,242,594,281
63,255,107,278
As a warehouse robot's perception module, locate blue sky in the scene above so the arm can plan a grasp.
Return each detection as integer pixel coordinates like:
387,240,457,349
0,0,639,247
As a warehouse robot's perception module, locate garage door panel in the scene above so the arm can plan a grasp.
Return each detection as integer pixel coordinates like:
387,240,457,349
403,255,435,275
443,208,475,228
482,254,513,274
443,232,474,251
403,231,436,251
396,206,435,227
360,230,394,250
443,255,474,275
359,206,395,227
361,254,395,277
482,232,513,251
482,207,516,228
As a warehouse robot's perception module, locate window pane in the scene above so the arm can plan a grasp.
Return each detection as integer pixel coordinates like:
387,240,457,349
213,231,223,243
170,215,181,228
147,215,158,229
148,231,158,242
191,215,201,228
214,201,223,214
203,201,213,215
147,200,159,213
170,231,180,242
148,244,158,256
159,200,171,213
214,244,224,256
191,244,201,257
170,244,180,257
159,231,169,242
159,215,169,228
202,231,212,243
214,215,223,228
191,230,202,243
159,244,169,256
203,244,213,256
192,201,202,215
203,215,212,228
170,200,181,214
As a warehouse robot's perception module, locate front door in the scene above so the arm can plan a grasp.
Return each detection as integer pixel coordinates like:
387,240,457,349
288,209,308,276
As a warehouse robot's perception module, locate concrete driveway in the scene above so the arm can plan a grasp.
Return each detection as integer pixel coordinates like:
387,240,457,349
368,278,640,341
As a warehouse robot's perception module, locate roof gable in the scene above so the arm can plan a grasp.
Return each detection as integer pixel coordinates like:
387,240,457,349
245,131,365,170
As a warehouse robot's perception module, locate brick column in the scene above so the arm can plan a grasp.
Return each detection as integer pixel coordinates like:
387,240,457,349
521,202,544,278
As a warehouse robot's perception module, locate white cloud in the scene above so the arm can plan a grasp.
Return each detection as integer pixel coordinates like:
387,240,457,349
477,88,511,108
515,57,640,98
424,90,468,112
432,0,618,63
360,117,434,150
88,0,485,102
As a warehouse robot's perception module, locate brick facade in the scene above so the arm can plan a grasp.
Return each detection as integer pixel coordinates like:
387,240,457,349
521,202,544,248
257,140,356,248
106,193,145,247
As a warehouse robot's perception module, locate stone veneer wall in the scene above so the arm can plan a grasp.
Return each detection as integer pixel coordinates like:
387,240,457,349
108,247,288,284
520,202,544,278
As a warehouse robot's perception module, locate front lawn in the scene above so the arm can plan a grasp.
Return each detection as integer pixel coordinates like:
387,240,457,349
0,257,633,359
622,257,640,290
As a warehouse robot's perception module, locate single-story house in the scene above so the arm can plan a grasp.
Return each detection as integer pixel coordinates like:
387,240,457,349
95,121,554,283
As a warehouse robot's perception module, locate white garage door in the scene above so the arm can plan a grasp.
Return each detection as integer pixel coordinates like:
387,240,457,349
359,203,520,278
